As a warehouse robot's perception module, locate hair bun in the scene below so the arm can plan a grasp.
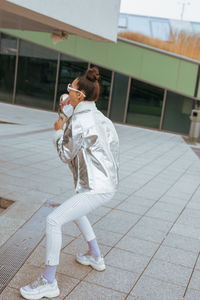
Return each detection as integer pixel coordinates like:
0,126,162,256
86,67,100,82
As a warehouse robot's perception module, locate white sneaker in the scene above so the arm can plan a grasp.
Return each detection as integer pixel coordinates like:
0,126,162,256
20,275,60,300
76,253,106,271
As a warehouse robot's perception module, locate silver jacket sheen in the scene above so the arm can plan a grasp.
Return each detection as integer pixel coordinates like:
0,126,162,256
54,101,119,194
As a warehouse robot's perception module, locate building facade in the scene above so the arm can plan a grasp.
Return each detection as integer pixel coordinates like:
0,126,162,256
1,15,200,135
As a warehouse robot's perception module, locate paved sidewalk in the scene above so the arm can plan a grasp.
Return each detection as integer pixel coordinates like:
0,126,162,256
0,102,200,300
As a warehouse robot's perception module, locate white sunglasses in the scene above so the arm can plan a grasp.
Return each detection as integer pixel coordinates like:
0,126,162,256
67,83,86,98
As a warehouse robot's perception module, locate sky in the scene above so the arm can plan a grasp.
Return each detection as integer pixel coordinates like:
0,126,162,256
120,0,200,22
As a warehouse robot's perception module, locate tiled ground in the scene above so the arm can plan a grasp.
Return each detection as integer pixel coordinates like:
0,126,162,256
0,102,200,299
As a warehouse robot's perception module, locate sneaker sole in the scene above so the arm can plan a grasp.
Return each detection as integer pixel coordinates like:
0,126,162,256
76,257,106,271
20,287,60,300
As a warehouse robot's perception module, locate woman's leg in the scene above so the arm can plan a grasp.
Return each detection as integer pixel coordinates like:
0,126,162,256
20,192,114,299
46,192,114,266
74,216,101,257
74,216,96,242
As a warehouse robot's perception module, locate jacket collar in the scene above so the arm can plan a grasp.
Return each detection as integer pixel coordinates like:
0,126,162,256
74,101,97,114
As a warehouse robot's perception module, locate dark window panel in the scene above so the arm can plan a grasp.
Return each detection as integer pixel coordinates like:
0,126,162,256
110,72,129,123
162,91,194,134
91,65,112,115
126,79,164,129
15,40,57,110
0,33,17,103
56,54,88,111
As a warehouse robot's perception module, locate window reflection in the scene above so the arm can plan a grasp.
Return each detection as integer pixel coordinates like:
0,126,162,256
91,65,112,115
127,15,151,36
110,72,129,122
118,14,128,31
151,19,170,40
126,79,164,129
15,40,57,110
162,91,194,134
56,54,88,110
169,20,193,34
192,23,200,35
0,33,17,103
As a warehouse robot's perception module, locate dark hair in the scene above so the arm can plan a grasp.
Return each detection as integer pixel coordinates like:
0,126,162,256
77,67,100,101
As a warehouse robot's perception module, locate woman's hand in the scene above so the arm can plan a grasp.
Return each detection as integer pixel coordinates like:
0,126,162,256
54,116,68,130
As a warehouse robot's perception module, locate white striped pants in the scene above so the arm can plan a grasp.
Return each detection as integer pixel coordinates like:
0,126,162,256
45,192,114,265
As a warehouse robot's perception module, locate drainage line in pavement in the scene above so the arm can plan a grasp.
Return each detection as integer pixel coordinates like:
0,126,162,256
0,201,57,294
183,251,200,298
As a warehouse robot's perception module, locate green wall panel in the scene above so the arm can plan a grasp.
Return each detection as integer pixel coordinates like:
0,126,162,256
140,50,180,89
176,60,197,96
106,41,143,78
198,82,200,99
0,28,198,97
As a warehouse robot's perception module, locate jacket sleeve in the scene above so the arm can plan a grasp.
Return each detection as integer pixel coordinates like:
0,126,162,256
54,119,83,163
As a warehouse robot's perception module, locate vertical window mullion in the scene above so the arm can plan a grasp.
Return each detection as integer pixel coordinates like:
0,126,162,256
159,89,167,130
53,52,60,111
123,77,131,123
12,38,19,104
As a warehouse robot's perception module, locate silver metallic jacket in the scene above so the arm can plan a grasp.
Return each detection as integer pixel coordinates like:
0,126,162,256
54,101,119,194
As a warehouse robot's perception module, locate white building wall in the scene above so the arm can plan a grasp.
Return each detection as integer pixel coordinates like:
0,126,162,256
5,0,121,42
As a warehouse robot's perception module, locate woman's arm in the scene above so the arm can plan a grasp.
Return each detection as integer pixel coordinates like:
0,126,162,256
54,117,83,163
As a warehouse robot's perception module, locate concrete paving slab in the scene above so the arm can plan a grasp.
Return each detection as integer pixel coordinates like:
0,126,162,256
195,256,200,271
0,287,23,299
127,225,166,244
56,252,91,280
171,223,200,239
186,269,200,291
62,237,111,257
117,201,150,215
130,275,185,300
154,245,197,268
115,236,159,257
106,248,150,274
93,210,141,234
1,102,200,299
143,259,192,286
133,216,173,233
84,265,139,293
162,232,200,254
184,288,200,300
65,281,126,299
149,200,185,213
145,207,179,222
89,228,123,247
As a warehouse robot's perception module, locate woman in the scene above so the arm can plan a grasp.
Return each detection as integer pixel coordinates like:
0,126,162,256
20,67,119,299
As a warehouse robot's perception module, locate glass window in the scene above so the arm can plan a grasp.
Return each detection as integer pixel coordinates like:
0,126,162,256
109,72,129,123
127,15,151,36
56,54,88,111
91,65,112,115
192,22,200,35
169,20,193,34
151,19,170,40
15,40,57,110
126,79,164,129
0,33,17,103
162,91,194,134
118,15,128,31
